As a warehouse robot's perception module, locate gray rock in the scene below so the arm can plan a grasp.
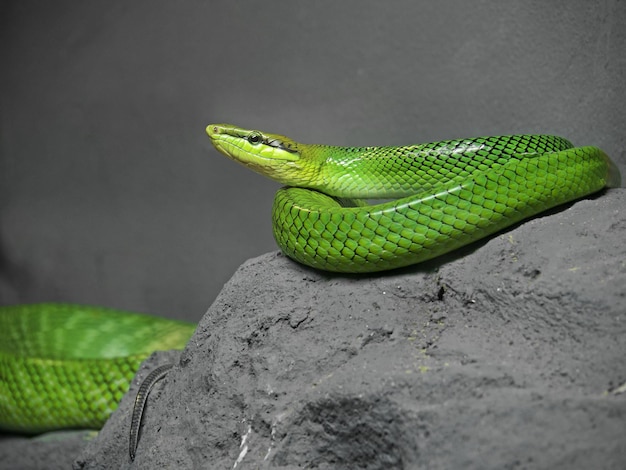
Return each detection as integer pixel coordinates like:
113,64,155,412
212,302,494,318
2,189,624,469
74,188,626,469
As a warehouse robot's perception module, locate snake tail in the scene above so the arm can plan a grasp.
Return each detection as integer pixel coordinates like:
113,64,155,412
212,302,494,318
129,363,173,461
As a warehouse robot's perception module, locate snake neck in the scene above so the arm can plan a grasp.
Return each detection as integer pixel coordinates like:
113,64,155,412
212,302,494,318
312,144,428,199
309,142,497,199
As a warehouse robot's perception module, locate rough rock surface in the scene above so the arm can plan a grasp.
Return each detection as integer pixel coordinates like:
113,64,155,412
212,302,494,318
2,189,626,470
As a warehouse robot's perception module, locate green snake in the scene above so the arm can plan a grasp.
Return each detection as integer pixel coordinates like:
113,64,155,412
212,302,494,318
207,124,620,272
0,125,619,458
0,304,194,441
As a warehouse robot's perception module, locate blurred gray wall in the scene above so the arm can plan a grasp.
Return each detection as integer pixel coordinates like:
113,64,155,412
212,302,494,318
1,0,624,322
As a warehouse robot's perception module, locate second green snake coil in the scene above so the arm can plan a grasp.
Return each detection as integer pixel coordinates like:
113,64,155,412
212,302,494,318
0,303,194,433
207,124,620,272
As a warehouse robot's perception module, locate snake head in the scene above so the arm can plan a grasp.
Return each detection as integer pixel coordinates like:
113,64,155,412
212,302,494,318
207,124,318,185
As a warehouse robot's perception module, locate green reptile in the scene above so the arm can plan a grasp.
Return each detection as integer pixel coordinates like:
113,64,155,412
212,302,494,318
0,124,619,458
0,303,194,437
207,124,620,272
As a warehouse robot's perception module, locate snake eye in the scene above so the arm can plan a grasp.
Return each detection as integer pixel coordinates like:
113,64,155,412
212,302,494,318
247,132,263,145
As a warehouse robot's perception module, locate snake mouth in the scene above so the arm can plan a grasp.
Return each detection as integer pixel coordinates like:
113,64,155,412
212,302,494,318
207,124,300,164
207,123,322,187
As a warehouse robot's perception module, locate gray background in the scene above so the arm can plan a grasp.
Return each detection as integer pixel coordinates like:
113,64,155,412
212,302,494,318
1,0,624,323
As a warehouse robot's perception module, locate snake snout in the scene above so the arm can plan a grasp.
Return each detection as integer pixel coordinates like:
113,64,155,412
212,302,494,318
206,124,224,138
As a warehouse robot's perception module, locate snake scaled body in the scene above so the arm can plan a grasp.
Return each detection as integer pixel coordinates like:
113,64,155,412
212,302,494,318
0,303,194,435
207,124,620,272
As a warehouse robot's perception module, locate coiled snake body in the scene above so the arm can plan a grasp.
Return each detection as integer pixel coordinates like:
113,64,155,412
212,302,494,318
207,124,620,272
0,125,619,456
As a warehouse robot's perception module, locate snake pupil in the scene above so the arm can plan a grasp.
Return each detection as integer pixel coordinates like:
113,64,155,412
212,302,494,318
248,132,262,145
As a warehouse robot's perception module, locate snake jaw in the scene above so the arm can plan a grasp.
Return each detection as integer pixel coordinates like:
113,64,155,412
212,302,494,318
207,124,300,160
207,123,328,187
